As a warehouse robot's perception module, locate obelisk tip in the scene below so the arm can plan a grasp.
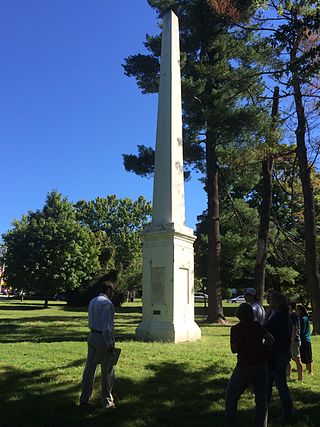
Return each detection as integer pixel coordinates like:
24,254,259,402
159,8,178,19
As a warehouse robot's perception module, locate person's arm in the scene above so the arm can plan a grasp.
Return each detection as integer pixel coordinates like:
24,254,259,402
230,327,238,353
263,331,275,348
291,324,297,344
252,306,258,322
264,310,277,333
102,302,115,349
290,314,297,344
231,342,237,353
264,307,272,324
299,316,307,339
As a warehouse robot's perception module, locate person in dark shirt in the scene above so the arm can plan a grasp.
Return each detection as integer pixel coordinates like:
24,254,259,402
297,304,313,375
225,303,274,427
264,292,293,421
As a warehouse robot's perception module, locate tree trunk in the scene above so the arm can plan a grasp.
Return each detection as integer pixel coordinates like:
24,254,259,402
206,129,225,322
291,48,320,334
254,87,279,303
44,297,49,309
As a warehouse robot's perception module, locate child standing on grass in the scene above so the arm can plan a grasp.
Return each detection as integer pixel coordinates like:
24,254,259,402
296,304,313,375
225,303,274,427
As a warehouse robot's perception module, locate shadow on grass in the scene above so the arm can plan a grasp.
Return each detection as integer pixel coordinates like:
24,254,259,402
0,361,228,427
0,315,138,344
62,306,87,313
267,385,320,427
61,304,140,315
0,301,142,344
0,315,86,323
0,304,45,311
0,302,140,313
0,364,82,427
1,360,319,426
0,300,72,309
0,314,88,343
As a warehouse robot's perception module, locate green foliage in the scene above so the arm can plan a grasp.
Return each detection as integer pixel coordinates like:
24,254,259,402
123,54,160,94
264,1,320,82
2,192,151,301
123,0,269,178
261,159,320,298
195,198,259,290
123,145,155,177
2,191,101,298
75,195,151,292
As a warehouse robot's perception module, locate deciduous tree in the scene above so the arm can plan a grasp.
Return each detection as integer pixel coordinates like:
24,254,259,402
2,191,101,307
75,195,151,293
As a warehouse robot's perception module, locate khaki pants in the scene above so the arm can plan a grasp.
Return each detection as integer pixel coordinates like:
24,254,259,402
80,332,115,407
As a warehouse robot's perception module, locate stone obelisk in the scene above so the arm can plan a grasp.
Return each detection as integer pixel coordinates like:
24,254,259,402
135,10,201,343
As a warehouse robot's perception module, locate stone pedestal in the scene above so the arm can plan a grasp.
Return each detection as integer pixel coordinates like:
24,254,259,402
136,224,201,342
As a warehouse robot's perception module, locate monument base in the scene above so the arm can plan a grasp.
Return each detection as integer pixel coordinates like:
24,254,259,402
136,319,201,343
135,223,201,343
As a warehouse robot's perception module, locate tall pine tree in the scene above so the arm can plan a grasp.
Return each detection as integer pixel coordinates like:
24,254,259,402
232,0,320,332
123,0,268,322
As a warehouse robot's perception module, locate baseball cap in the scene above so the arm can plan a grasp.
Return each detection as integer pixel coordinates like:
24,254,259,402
244,287,257,296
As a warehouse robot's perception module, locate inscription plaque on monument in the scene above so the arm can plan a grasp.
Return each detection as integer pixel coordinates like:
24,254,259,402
151,267,165,304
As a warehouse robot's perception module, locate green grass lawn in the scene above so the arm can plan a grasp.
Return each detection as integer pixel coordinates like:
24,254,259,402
0,299,319,427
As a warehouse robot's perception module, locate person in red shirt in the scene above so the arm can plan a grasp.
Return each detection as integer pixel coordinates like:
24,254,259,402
225,303,274,427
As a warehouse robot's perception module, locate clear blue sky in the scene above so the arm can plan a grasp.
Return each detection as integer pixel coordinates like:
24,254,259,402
0,0,206,237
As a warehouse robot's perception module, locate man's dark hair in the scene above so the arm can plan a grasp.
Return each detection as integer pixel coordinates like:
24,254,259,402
271,292,289,315
297,304,308,317
99,281,114,294
236,303,254,322
266,288,275,304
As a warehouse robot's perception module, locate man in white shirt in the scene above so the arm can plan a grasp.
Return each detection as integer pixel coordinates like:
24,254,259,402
79,281,116,410
244,287,265,325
